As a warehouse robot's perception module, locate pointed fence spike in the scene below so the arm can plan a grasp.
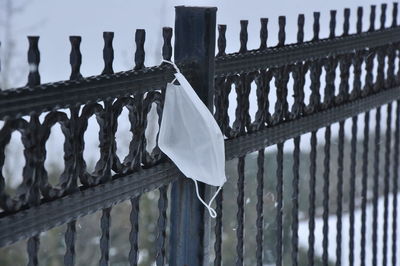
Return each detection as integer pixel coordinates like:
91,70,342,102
297,14,305,43
102,32,114,75
343,8,350,36
369,5,376,31
239,20,248,53
313,12,320,41
162,27,173,61
27,36,41,87
134,29,145,70
329,10,337,39
380,3,387,29
259,18,268,50
69,36,82,80
278,16,286,46
357,7,363,34
392,3,398,27
217,25,227,56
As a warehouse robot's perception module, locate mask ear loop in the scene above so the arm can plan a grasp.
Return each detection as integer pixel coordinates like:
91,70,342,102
162,59,180,84
162,59,181,73
191,178,222,218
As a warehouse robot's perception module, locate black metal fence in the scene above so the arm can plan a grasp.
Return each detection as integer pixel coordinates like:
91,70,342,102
0,2,400,266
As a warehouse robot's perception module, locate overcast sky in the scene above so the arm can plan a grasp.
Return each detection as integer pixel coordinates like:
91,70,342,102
1,0,390,87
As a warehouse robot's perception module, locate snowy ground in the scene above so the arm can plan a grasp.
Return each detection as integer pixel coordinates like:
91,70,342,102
299,193,400,265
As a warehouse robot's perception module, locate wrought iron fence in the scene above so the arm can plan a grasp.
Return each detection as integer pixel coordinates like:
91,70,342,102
0,2,400,266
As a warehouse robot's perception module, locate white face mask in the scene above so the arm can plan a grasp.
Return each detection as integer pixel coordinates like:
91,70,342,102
158,60,226,218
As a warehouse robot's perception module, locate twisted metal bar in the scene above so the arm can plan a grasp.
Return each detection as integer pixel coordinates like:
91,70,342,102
382,103,392,266
156,185,168,266
27,235,40,266
214,188,223,266
336,120,345,266
308,131,317,266
64,34,86,266
372,107,381,266
27,36,41,266
291,137,300,266
360,111,370,266
276,142,284,266
236,156,245,266
392,100,400,266
99,207,111,266
64,220,76,266
349,116,358,266
322,126,331,265
129,197,140,266
256,149,264,266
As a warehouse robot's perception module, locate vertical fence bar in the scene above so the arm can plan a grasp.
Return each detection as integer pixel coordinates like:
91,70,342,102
382,103,392,266
27,36,41,266
214,23,226,266
276,142,284,266
292,136,300,266
290,14,304,266
322,11,336,265
214,187,223,266
156,185,168,266
392,100,400,266
392,3,398,28
236,156,245,266
169,7,216,266
128,29,148,266
349,115,358,266
64,35,84,266
308,131,317,266
336,120,345,266
308,12,321,266
99,30,114,266
372,107,381,266
256,149,264,266
129,198,140,266
322,126,331,265
155,27,172,266
100,208,111,266
360,111,370,266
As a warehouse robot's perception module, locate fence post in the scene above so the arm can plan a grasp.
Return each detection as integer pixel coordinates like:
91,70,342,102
169,6,217,266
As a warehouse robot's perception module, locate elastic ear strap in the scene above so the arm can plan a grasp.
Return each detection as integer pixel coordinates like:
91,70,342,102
162,59,181,74
208,185,222,206
192,179,220,218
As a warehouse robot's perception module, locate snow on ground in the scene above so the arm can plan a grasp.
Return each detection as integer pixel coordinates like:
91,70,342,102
299,193,400,265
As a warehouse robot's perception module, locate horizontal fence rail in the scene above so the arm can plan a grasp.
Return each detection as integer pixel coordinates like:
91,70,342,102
215,26,400,76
